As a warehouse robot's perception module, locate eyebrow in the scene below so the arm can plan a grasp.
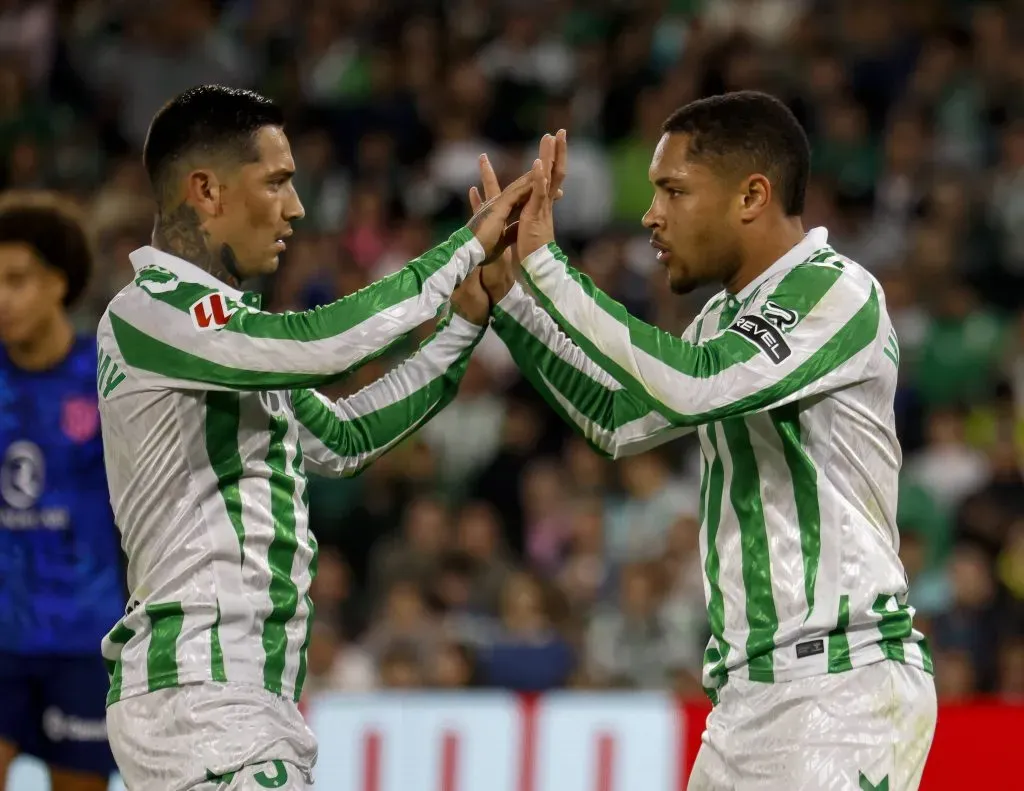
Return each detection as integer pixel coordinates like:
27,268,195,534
653,176,684,188
266,167,295,181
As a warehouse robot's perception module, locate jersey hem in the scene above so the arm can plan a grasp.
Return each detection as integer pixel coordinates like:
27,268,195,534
702,640,932,689
106,672,298,708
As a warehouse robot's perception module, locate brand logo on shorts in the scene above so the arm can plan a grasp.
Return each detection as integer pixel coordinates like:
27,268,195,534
858,771,890,791
190,293,237,331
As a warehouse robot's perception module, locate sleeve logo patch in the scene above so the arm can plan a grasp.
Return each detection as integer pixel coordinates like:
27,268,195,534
761,300,799,332
729,315,792,363
190,293,237,331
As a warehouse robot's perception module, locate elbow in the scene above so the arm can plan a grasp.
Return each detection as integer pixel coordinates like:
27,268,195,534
608,441,635,461
583,432,617,460
339,461,371,480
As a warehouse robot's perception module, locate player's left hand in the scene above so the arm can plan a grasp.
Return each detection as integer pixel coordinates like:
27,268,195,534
470,154,517,305
449,268,491,326
514,129,567,263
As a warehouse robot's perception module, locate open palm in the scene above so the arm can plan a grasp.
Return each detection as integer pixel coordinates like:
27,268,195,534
468,131,567,305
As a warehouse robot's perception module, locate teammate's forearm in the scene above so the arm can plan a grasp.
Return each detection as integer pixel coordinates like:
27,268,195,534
111,228,484,391
292,312,486,477
520,242,880,425
491,282,683,458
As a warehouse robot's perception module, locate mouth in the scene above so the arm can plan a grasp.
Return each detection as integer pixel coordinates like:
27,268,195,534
650,238,671,264
274,230,293,253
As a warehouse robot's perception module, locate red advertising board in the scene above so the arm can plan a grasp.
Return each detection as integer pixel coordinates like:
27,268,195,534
9,693,1022,790
306,693,1023,791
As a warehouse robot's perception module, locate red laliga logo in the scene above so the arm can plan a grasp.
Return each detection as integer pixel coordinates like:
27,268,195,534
61,395,99,443
190,293,237,331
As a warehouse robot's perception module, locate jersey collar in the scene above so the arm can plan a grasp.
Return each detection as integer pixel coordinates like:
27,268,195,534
734,226,829,303
129,246,263,310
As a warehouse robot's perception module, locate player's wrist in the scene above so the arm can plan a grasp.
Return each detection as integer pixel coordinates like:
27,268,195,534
520,240,558,272
492,280,526,313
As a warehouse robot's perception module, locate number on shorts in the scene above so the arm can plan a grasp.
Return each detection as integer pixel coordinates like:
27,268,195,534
253,760,289,789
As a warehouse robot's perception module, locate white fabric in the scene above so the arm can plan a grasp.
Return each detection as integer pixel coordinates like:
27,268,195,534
688,661,937,790
107,683,316,791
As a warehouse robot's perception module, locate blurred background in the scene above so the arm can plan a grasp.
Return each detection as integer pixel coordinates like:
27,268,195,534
5,0,1024,709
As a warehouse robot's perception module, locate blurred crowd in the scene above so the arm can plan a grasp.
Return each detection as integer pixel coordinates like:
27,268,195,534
5,0,1024,703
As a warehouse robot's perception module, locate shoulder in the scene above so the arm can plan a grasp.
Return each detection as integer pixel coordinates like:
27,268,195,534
133,264,180,291
110,269,238,332
762,249,877,315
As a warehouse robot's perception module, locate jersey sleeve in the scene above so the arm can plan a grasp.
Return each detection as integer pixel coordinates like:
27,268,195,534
107,227,483,392
291,311,485,478
490,282,691,458
519,242,882,427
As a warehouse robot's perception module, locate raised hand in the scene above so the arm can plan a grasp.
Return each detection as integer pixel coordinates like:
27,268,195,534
469,154,517,304
514,129,567,263
468,134,567,304
465,168,535,263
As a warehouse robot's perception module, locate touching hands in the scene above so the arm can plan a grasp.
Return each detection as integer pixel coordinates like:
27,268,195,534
515,130,567,264
467,130,568,306
465,168,534,264
468,154,517,305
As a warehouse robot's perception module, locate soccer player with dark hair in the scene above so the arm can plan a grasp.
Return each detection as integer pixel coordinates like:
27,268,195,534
96,85,535,790
0,192,123,791
479,92,936,789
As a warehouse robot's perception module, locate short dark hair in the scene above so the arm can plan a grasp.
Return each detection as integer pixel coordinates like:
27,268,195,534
143,85,285,203
662,91,810,216
0,191,92,306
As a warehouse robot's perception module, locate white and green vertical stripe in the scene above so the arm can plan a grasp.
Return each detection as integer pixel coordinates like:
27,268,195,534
99,300,486,706
498,231,931,693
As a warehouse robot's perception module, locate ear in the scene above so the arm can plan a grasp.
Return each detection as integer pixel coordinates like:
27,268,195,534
738,173,771,222
49,267,68,304
184,169,224,218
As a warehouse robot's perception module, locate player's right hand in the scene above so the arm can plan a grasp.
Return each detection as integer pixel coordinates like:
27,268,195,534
515,130,567,263
466,168,535,264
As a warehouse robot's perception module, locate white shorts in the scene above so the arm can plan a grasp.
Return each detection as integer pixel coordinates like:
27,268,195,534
106,682,317,791
688,661,937,791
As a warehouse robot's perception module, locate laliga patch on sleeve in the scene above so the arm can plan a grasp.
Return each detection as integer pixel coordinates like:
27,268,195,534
190,293,237,331
728,315,792,364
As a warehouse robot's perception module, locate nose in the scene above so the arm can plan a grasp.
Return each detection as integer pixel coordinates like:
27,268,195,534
284,182,305,222
642,196,661,230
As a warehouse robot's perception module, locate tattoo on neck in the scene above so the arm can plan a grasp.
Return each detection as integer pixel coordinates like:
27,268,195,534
153,203,241,288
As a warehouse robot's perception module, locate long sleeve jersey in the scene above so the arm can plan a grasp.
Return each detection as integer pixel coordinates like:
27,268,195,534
97,228,485,706
490,227,932,698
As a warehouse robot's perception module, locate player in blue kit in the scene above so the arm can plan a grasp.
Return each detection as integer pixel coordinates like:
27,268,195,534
0,192,124,791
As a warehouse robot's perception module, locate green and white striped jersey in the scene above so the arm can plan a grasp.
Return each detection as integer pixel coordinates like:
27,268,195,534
491,227,932,696
96,228,487,706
